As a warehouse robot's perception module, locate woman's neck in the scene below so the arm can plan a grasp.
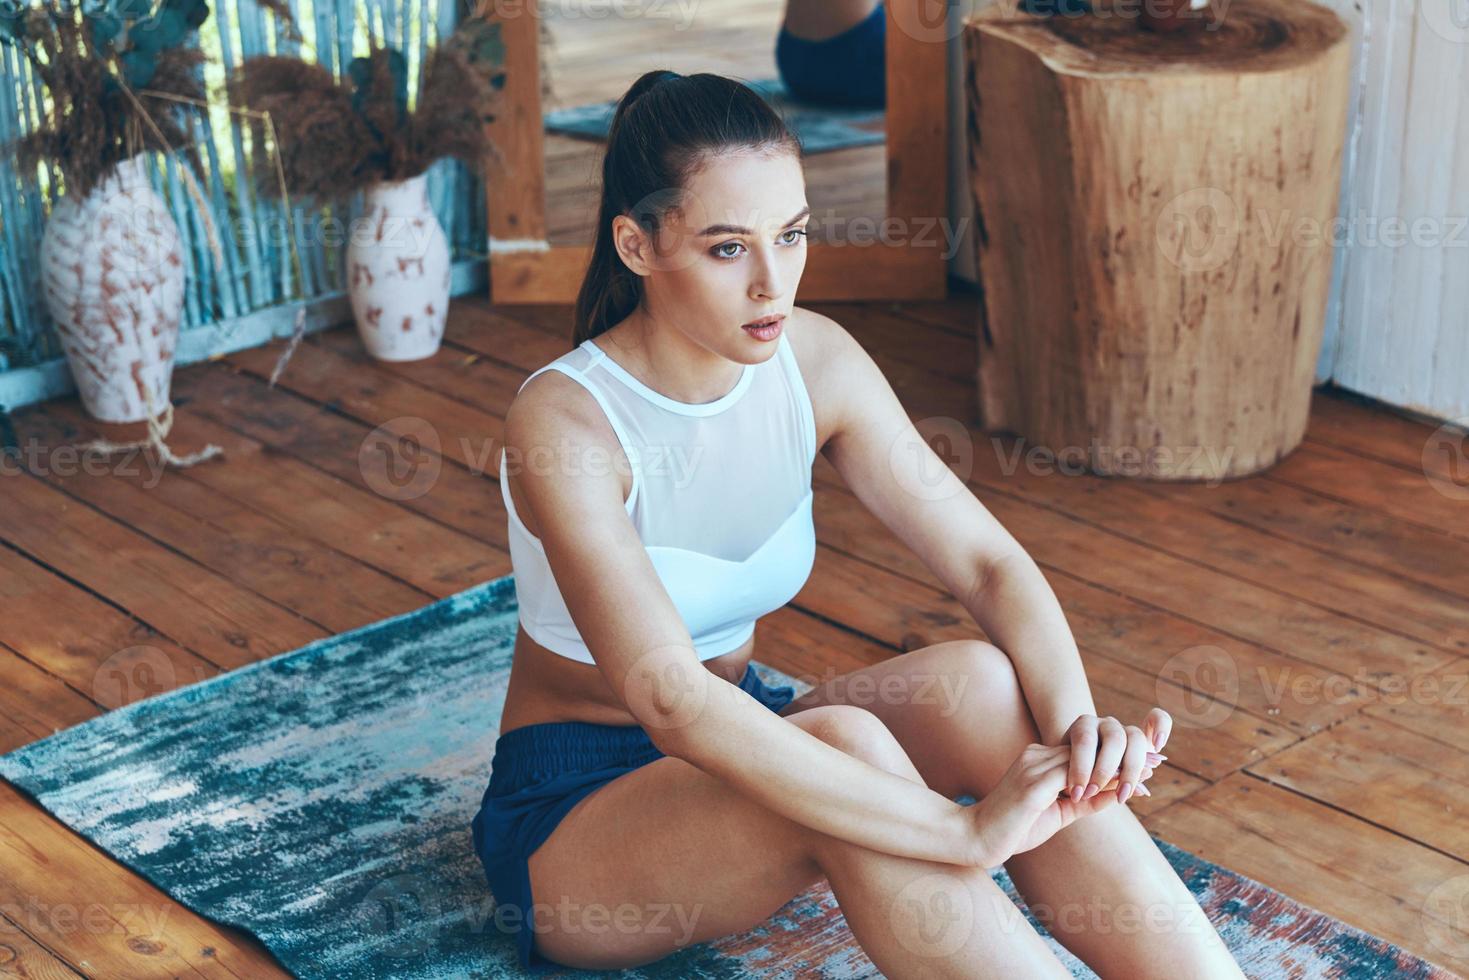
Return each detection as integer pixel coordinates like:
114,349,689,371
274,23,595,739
601,309,745,404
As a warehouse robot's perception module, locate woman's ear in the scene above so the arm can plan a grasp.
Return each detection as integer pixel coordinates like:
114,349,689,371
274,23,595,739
611,214,655,277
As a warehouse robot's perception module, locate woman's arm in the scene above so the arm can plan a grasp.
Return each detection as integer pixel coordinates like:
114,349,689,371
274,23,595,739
504,371,985,867
796,310,1105,747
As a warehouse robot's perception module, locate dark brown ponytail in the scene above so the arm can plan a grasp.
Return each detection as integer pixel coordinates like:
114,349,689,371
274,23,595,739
571,71,802,345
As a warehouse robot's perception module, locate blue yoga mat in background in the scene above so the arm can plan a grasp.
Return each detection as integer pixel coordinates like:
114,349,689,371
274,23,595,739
544,77,886,155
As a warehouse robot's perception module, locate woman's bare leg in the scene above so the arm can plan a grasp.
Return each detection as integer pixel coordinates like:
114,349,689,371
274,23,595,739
524,702,1070,976
779,639,1245,979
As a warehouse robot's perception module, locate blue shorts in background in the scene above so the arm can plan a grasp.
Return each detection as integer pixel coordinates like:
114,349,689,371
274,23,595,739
776,2,886,110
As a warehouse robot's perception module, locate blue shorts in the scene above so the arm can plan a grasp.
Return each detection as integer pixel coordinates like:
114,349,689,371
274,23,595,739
470,663,799,973
776,2,886,109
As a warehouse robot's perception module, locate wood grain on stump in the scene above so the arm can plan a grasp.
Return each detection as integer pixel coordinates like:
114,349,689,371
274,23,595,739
963,0,1352,480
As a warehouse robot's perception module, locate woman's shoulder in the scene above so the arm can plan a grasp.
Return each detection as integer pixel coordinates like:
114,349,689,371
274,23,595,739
786,305,864,398
503,353,619,459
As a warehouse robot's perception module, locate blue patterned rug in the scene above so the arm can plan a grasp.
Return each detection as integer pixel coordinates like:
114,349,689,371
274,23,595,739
0,574,1456,978
544,77,885,155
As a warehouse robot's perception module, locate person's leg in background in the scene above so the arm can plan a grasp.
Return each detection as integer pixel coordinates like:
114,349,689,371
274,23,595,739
775,0,886,109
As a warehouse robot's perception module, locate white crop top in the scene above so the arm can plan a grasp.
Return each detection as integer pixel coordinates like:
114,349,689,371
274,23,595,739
500,330,820,664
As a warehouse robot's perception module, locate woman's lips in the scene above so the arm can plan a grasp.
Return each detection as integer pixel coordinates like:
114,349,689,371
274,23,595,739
742,315,784,341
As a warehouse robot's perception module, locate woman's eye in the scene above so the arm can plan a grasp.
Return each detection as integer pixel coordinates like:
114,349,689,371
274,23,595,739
712,229,808,260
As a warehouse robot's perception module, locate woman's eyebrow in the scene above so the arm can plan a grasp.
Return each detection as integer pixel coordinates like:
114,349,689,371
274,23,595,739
698,205,812,236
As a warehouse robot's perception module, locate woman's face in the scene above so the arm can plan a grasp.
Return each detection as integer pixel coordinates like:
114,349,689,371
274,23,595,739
612,148,809,362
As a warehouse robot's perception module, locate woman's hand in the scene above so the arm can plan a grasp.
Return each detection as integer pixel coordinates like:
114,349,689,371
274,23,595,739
964,743,1124,868
1060,709,1172,805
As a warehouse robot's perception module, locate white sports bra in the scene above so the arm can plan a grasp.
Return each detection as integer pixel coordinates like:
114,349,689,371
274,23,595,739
500,330,819,664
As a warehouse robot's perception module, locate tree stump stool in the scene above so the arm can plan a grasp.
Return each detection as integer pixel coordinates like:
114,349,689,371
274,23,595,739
962,0,1352,480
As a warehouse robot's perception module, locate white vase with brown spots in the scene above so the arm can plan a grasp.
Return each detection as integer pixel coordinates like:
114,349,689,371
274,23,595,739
347,172,450,362
39,152,185,424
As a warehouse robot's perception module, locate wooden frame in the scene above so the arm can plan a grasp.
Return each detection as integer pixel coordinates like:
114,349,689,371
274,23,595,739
482,0,951,303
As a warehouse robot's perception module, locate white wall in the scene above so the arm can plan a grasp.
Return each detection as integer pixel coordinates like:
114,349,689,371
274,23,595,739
946,0,1467,424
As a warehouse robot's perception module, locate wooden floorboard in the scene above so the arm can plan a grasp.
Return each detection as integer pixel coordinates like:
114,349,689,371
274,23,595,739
1,293,1465,975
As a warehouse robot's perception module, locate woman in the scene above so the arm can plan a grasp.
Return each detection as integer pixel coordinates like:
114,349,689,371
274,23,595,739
471,71,1244,977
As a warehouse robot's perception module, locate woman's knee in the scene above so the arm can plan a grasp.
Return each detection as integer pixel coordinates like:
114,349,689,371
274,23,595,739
794,704,924,783
931,640,1034,724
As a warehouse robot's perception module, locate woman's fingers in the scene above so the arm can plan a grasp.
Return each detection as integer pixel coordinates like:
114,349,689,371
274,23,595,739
1085,717,1127,800
1114,725,1152,803
1066,718,1099,804
1143,706,1172,753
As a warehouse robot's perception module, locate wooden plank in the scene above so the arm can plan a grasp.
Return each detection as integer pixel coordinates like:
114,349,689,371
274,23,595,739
1146,774,1469,975
1246,713,1469,863
0,546,224,713
11,408,428,635
971,433,1469,655
1361,657,1469,755
0,643,99,755
0,910,87,978
0,782,291,979
171,366,511,551
1304,388,1448,471
1141,460,1469,611
40,404,503,602
0,472,321,668
1267,440,1469,543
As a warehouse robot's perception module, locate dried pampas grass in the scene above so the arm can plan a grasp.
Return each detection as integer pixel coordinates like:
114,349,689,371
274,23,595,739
5,14,207,201
232,16,505,204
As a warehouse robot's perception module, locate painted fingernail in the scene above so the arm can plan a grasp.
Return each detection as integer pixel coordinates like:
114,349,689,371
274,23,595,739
1119,781,1133,803
1136,783,1152,797
1071,785,1083,803
1084,782,1099,800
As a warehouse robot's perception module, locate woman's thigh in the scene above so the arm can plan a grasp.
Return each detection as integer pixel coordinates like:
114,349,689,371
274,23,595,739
525,709,838,970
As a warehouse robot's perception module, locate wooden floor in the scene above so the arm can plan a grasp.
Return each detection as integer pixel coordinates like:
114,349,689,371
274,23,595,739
539,0,887,245
1,293,1466,977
